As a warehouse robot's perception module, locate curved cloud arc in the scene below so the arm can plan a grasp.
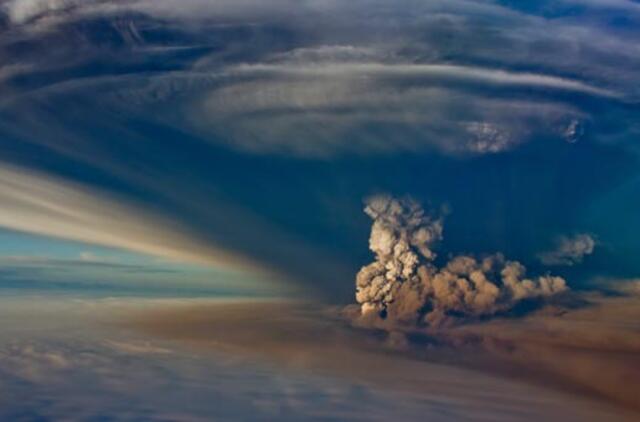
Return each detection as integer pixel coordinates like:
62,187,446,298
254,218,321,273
230,63,619,98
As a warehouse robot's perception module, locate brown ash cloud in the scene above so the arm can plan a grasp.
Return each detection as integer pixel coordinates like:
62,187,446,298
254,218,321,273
355,195,567,326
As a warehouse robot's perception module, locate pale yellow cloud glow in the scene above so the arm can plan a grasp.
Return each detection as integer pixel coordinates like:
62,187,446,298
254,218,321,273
0,163,258,273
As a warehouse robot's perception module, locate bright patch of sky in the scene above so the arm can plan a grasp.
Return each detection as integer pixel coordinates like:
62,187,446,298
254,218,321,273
0,229,283,298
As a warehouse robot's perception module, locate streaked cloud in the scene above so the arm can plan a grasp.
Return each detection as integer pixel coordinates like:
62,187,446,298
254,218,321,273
195,57,592,156
231,62,617,98
0,163,258,272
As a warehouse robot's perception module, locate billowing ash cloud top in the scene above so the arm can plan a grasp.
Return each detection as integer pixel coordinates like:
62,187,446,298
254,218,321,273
356,196,567,326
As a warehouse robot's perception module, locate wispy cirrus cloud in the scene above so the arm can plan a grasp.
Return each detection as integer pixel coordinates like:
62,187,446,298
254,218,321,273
230,62,617,98
192,54,596,156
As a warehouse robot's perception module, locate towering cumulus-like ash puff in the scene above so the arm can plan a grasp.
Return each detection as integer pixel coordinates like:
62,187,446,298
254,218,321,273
355,196,568,326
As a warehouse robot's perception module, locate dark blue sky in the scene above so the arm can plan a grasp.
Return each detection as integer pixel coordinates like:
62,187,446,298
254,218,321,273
0,0,639,301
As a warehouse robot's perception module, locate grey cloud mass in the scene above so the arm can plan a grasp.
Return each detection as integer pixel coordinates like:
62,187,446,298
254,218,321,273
1,0,637,157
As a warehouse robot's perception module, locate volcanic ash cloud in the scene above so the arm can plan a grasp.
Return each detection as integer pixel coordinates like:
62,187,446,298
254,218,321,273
355,196,568,326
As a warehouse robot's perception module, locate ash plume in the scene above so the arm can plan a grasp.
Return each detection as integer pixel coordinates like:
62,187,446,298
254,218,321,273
355,196,568,326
